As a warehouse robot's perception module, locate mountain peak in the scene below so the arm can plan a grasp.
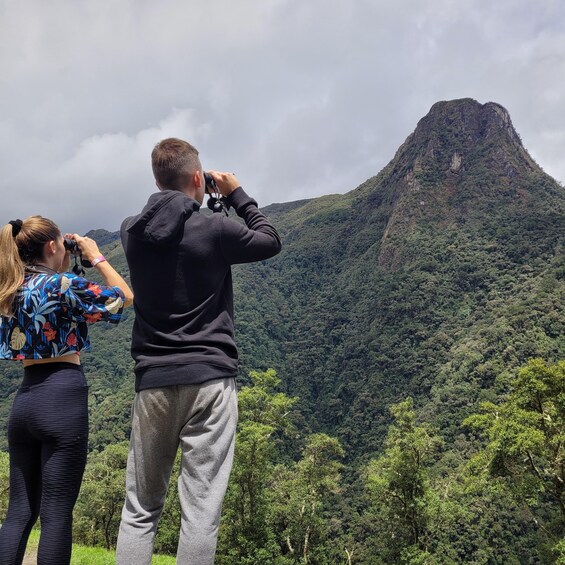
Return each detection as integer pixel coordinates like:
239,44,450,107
414,98,523,149
357,99,556,269
384,97,539,196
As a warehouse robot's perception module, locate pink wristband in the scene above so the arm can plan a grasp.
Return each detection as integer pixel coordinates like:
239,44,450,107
91,255,106,267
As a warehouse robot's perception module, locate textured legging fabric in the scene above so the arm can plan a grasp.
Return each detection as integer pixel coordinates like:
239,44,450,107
0,363,89,565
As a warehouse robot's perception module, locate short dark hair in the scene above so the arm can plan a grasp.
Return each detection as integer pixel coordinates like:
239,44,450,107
151,138,202,191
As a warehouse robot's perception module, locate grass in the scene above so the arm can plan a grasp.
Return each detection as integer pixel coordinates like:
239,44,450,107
25,530,176,564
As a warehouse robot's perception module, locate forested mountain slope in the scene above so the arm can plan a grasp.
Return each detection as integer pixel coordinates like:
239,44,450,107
234,98,564,458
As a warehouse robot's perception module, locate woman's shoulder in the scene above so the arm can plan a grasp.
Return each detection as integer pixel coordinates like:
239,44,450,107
23,271,62,291
23,272,89,294
41,272,89,290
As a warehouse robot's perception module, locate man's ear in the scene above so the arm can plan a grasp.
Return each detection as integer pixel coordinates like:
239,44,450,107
193,171,203,188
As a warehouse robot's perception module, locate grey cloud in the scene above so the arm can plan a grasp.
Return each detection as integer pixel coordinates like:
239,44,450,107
1,0,564,233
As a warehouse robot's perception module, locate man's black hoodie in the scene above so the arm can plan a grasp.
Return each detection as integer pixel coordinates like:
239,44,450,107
121,187,281,391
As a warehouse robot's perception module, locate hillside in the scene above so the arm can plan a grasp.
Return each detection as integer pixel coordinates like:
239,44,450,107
234,98,564,457
0,98,563,462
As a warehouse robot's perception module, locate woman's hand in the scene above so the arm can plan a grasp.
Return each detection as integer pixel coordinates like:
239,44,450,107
64,233,133,307
65,233,102,263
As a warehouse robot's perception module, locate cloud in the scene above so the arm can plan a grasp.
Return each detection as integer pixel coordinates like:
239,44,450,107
0,0,564,232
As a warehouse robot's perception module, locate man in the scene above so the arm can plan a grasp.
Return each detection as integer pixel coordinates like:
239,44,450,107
116,138,282,564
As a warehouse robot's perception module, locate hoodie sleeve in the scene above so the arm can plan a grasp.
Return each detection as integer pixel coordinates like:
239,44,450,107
220,187,282,264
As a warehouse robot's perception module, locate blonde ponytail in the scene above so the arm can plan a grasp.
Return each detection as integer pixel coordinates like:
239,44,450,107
0,216,61,317
0,223,25,316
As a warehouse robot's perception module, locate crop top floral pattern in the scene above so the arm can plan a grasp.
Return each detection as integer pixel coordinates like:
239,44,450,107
0,271,125,360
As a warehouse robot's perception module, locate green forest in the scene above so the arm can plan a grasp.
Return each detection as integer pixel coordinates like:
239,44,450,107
0,99,564,563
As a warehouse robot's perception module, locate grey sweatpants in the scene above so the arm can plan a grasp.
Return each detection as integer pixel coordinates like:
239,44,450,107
115,378,237,565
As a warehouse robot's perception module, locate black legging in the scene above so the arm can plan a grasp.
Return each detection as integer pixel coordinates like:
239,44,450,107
0,363,89,565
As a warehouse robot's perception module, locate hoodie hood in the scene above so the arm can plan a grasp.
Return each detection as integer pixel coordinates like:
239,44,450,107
125,190,201,244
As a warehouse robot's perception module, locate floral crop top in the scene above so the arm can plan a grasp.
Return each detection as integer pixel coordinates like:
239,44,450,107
0,271,125,360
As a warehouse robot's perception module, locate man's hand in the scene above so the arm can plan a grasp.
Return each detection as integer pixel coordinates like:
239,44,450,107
207,171,241,198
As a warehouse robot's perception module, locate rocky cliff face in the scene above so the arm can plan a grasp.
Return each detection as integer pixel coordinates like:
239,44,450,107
408,99,527,153
346,99,556,269
401,98,537,183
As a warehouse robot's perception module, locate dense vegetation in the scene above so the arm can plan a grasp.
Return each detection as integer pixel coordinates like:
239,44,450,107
3,363,562,562
0,99,563,562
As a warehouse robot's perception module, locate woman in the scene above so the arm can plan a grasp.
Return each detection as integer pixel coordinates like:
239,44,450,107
0,215,133,565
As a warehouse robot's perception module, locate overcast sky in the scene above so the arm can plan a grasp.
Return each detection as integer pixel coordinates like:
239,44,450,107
1,0,564,232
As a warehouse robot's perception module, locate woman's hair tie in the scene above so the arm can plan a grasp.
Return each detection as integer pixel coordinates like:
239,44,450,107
8,219,23,237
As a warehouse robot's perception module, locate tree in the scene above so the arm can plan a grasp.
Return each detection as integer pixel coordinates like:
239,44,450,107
272,433,344,564
217,369,297,564
74,442,128,549
465,359,565,557
0,450,8,521
365,398,443,563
